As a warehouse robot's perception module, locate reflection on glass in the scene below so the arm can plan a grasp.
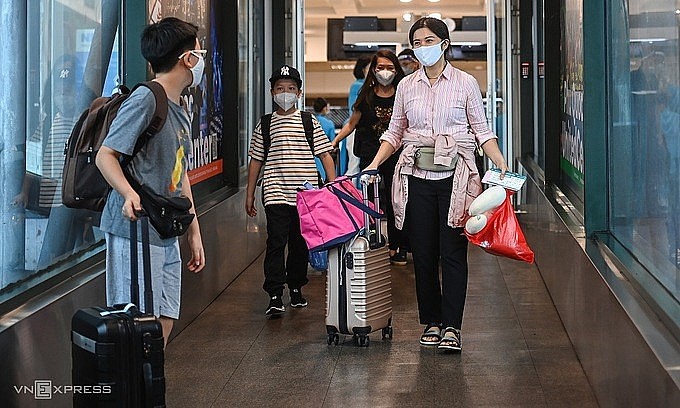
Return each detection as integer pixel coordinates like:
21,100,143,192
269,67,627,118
21,54,95,270
609,0,680,305
1,0,118,300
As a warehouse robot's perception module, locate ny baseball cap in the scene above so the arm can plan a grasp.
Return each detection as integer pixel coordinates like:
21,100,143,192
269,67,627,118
269,64,302,88
53,66,75,92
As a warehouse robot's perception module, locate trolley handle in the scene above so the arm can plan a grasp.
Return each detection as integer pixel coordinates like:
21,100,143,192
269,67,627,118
358,170,383,246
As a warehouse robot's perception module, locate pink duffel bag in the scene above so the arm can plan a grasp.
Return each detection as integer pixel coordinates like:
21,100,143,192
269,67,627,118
296,176,382,252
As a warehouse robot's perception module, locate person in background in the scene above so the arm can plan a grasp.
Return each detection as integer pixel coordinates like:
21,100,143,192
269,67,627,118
13,55,96,270
313,97,336,139
330,49,409,265
246,65,336,316
312,97,336,180
364,17,508,352
342,55,373,176
96,17,206,345
398,48,421,75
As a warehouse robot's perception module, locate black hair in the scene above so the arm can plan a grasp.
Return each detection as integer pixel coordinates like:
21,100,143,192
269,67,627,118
398,48,416,58
313,97,328,113
353,49,405,112
408,17,450,47
353,55,373,80
141,17,199,74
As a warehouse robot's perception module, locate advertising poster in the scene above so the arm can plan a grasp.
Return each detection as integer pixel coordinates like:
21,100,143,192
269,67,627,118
148,0,224,186
560,0,585,196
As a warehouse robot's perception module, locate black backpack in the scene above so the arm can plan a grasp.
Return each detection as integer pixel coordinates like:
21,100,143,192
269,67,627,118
259,110,315,161
62,82,168,211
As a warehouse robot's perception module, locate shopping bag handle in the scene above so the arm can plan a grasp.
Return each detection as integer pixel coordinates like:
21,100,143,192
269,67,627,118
329,184,383,219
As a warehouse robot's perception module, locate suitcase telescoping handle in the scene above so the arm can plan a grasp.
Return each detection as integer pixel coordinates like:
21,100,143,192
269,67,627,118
359,169,383,244
130,211,154,314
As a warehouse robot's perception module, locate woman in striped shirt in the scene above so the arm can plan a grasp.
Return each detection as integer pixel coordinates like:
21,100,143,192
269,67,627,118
365,17,509,352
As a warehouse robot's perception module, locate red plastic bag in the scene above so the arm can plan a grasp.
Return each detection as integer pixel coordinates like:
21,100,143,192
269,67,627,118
465,190,534,263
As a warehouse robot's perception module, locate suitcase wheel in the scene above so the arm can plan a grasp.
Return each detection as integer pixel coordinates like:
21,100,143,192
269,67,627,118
382,326,393,340
327,333,339,345
353,334,370,347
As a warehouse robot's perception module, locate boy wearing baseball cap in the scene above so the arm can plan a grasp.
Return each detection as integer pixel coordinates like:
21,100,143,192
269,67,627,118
245,65,336,316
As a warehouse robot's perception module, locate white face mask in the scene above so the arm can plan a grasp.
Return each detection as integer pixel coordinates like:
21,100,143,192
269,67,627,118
413,41,446,67
401,66,415,75
375,70,395,86
273,92,298,111
189,55,204,87
180,50,206,87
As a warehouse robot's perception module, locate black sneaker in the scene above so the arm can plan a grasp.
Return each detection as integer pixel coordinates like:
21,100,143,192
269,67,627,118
390,250,407,266
290,288,308,308
265,295,285,315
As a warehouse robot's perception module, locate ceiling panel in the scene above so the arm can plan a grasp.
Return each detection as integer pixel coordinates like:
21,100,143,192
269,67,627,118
304,0,487,61
306,0,486,19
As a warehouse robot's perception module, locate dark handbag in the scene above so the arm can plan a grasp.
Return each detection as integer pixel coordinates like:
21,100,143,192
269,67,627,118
136,184,195,239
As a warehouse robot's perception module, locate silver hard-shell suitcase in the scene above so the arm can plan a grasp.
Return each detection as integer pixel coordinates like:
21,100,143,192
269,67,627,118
326,172,393,347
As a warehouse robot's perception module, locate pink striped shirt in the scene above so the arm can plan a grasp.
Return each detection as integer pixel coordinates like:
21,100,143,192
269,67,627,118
380,63,496,154
380,63,497,229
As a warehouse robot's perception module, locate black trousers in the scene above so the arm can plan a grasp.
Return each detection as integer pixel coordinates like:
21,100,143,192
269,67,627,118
359,155,409,252
263,204,309,296
406,176,468,329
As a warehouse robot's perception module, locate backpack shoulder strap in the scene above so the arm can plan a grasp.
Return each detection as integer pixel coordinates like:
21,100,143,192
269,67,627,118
130,81,169,157
140,81,168,133
260,113,272,162
260,112,313,162
300,111,315,153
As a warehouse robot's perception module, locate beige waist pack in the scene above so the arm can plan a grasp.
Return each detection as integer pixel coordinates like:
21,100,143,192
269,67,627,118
414,147,458,172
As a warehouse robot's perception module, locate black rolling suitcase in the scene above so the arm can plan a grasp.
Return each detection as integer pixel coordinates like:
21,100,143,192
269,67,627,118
71,215,165,407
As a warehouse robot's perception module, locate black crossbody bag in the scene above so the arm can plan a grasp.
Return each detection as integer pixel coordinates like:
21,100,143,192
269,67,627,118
124,171,195,239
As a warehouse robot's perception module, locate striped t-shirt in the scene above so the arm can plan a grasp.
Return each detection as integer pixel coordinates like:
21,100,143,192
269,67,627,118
40,112,76,207
249,110,332,206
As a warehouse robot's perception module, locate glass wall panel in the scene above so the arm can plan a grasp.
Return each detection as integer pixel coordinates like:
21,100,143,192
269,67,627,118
238,0,265,169
560,0,585,204
494,0,509,152
488,0,512,166
608,0,680,305
0,0,119,302
238,0,249,168
535,0,546,169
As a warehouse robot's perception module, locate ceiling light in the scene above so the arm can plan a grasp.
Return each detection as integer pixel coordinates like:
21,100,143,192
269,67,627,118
451,42,483,46
402,12,413,22
355,42,402,47
428,0,441,2
428,12,442,20
629,38,667,43
400,0,412,3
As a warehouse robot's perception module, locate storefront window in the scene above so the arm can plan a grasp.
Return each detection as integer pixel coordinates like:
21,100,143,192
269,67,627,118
0,1,120,303
608,0,680,306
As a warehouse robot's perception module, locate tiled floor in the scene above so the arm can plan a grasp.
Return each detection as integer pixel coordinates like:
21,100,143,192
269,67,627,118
165,246,599,407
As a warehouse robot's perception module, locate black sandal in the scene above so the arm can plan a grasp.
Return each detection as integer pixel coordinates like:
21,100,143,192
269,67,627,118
437,327,461,352
419,324,441,346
